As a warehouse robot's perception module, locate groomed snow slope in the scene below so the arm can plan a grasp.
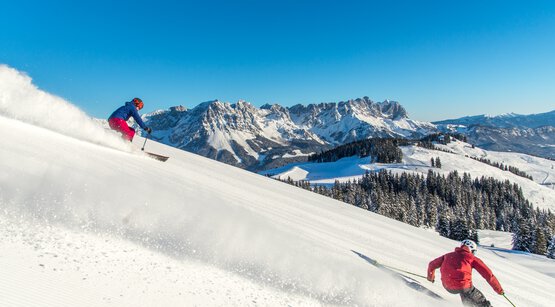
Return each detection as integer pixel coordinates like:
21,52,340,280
1,65,554,306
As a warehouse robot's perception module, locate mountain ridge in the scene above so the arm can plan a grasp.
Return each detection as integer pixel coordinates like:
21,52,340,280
143,97,436,170
434,109,555,129
434,109,555,159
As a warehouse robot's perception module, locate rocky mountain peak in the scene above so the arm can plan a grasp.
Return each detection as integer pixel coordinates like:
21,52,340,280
378,100,407,119
143,96,435,170
169,105,187,112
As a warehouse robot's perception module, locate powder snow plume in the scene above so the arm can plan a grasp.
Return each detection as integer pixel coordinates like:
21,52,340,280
0,64,128,150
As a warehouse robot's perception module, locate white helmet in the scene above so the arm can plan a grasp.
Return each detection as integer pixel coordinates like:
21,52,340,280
461,239,478,254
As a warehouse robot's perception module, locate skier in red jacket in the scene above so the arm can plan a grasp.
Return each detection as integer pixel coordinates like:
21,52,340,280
427,239,504,307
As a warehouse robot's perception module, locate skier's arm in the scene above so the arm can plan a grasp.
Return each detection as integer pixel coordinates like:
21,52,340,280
130,107,148,130
427,255,444,282
473,257,504,294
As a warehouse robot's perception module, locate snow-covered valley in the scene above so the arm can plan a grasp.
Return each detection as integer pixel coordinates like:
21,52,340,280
264,140,555,212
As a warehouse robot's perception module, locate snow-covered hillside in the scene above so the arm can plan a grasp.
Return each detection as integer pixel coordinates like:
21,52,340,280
434,141,555,189
264,140,555,211
1,65,555,306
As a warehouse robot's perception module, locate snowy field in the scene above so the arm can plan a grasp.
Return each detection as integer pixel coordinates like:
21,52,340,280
434,142,555,187
0,216,319,307
477,230,555,280
1,65,555,306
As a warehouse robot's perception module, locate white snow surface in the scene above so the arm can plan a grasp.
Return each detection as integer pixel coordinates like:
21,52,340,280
477,230,514,250
264,140,555,211
477,230,555,279
1,65,555,306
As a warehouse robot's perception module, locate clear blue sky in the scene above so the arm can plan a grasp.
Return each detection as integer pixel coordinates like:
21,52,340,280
1,0,554,121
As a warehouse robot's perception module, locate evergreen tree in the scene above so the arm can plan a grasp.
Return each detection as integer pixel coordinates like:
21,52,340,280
450,219,470,241
469,228,480,244
513,219,534,252
547,236,555,259
533,227,548,255
437,213,450,238
435,157,442,168
406,197,418,226
474,192,485,229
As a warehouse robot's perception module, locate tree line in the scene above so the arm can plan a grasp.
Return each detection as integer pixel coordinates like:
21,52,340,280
418,133,465,151
469,156,534,180
308,133,467,164
308,138,410,164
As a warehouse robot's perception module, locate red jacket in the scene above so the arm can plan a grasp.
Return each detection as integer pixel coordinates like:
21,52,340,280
427,246,503,294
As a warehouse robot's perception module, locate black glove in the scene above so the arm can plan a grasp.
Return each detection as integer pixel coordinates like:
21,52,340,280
146,127,152,134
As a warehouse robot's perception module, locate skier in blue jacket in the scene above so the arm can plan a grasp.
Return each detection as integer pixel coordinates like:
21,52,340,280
108,98,152,141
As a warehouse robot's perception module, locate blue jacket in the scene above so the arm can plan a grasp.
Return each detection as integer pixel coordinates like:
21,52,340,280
108,101,148,130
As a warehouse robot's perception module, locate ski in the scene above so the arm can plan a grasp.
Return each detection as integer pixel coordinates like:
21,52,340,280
144,151,169,162
351,250,444,300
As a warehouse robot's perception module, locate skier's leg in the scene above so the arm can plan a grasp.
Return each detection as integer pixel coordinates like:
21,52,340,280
108,118,134,141
124,125,135,141
460,287,492,307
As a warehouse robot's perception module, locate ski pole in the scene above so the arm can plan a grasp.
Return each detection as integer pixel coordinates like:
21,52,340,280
380,263,428,279
503,294,516,307
352,251,428,280
141,132,149,151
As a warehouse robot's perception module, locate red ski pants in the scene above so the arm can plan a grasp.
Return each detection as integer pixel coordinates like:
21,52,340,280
108,118,135,141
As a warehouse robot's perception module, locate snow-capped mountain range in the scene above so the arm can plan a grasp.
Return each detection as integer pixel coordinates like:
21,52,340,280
143,97,436,170
141,100,555,170
435,110,555,159
435,110,555,129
